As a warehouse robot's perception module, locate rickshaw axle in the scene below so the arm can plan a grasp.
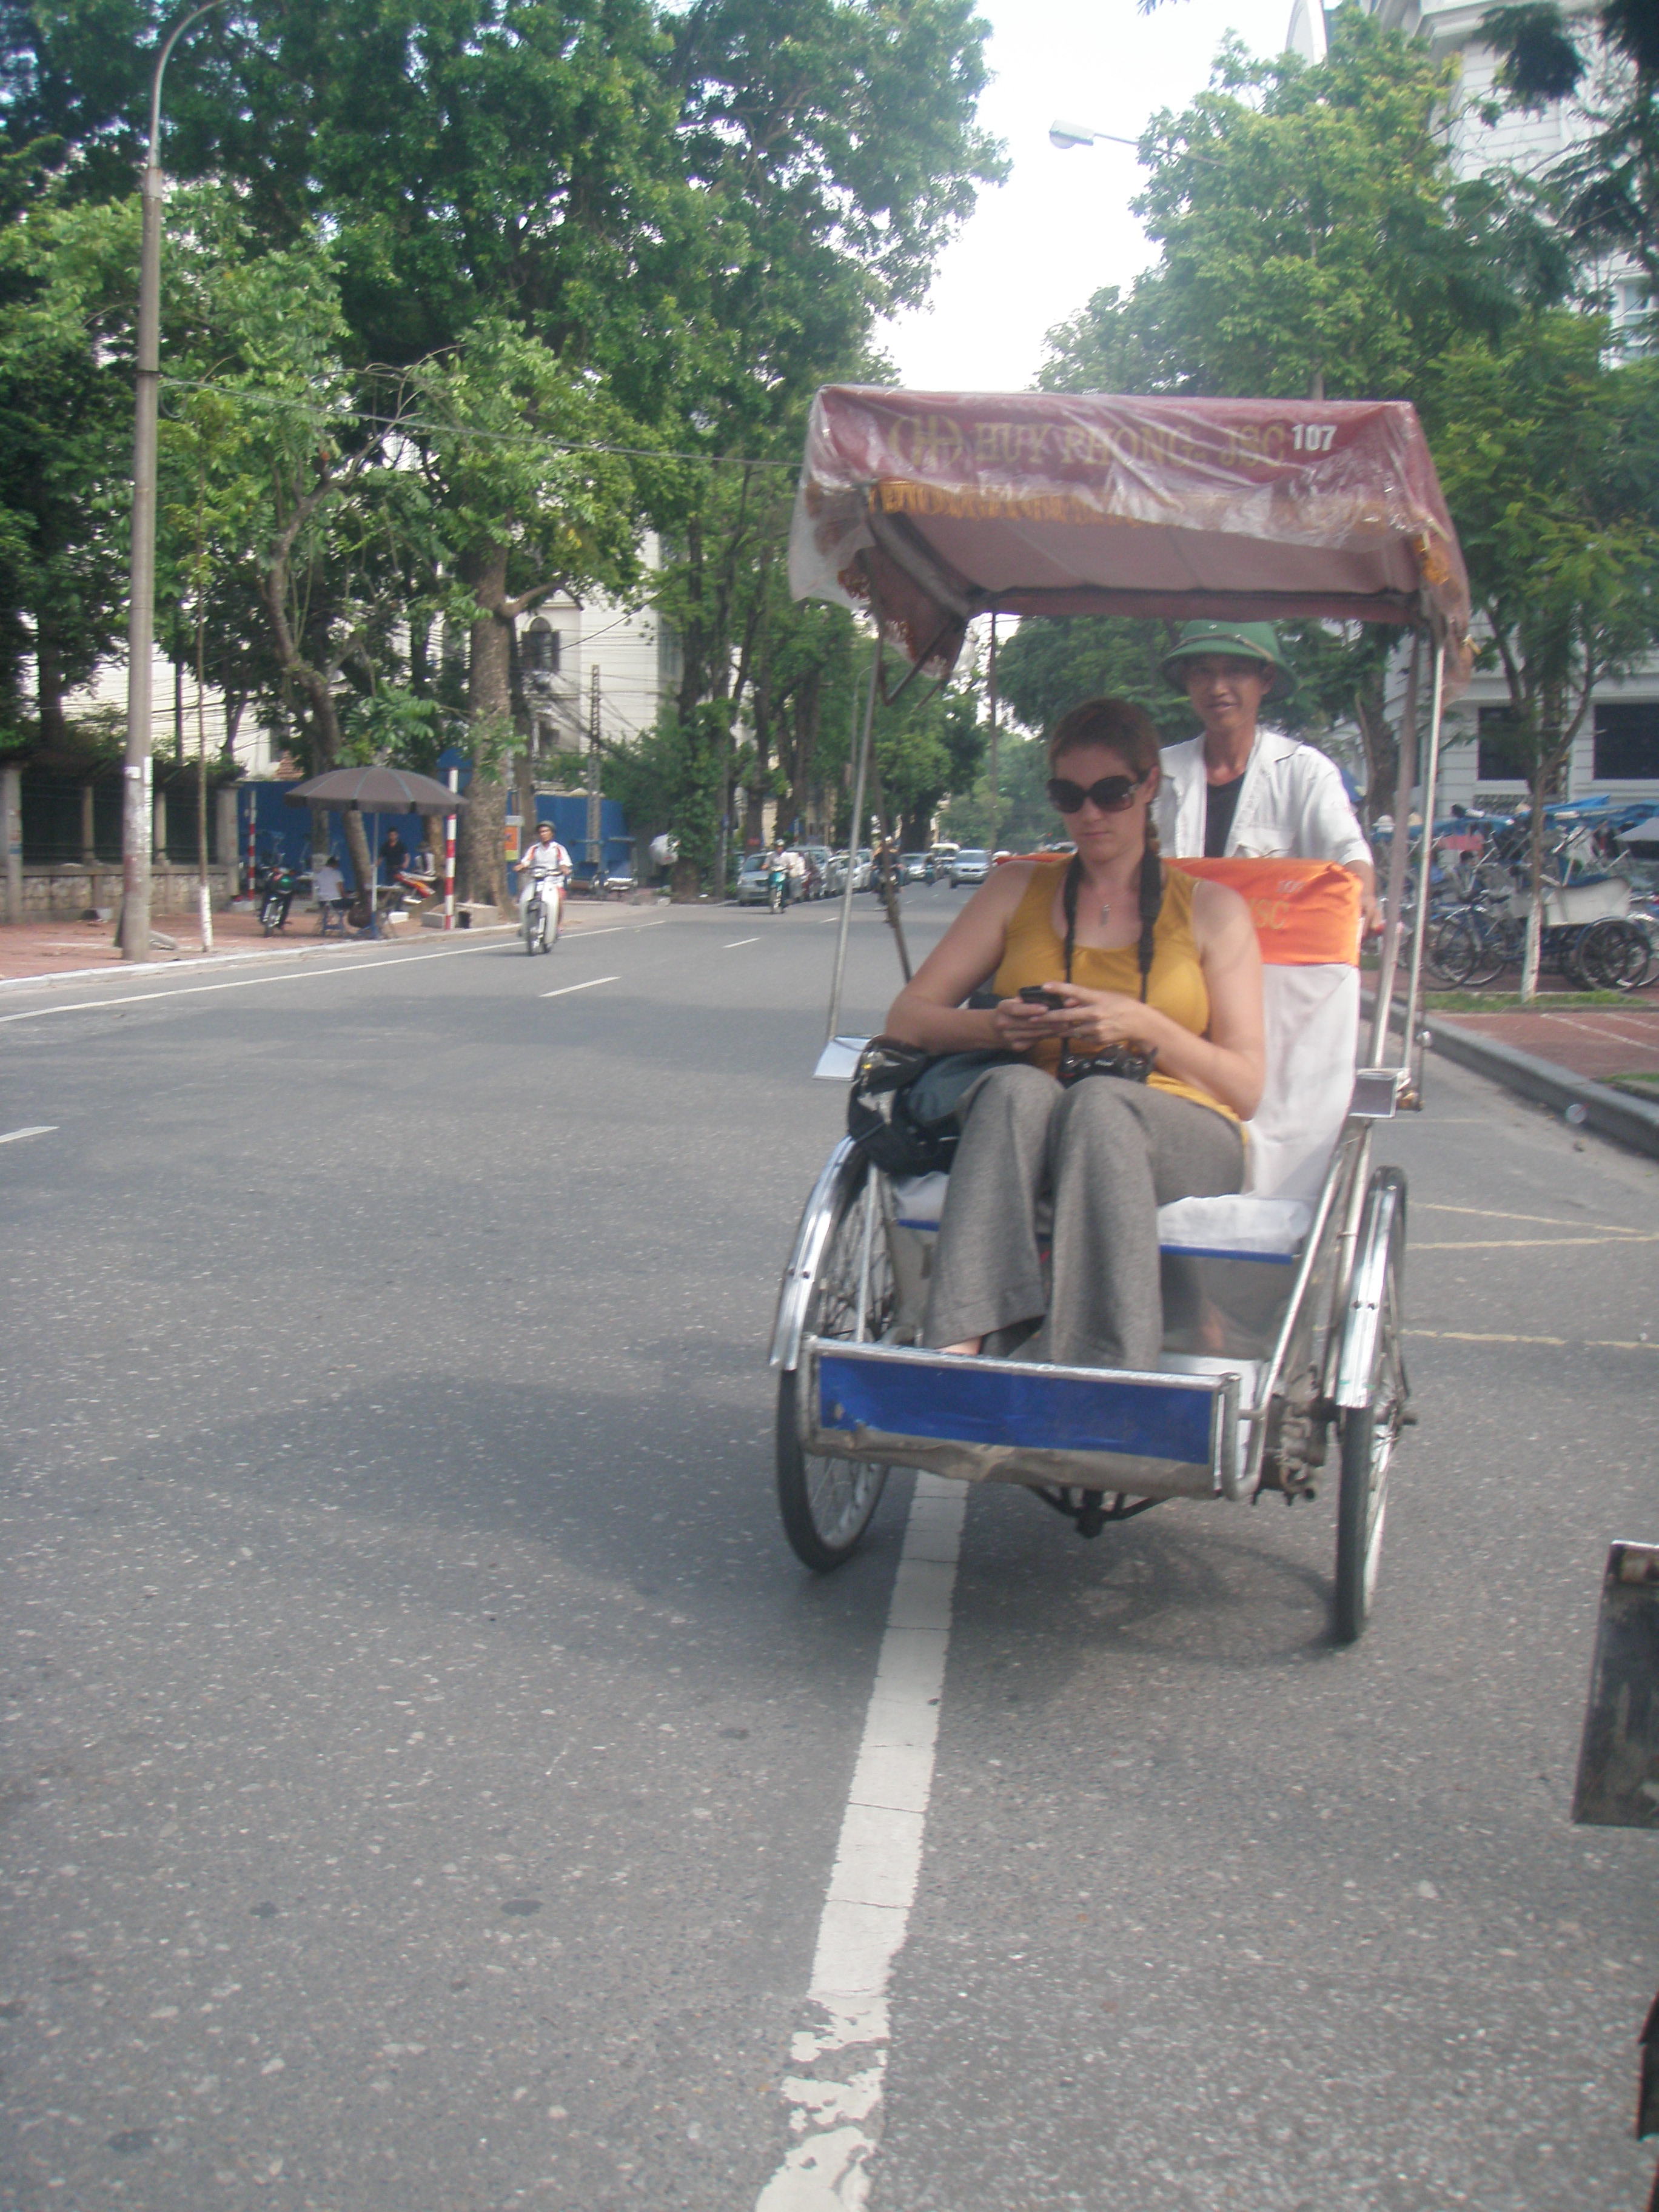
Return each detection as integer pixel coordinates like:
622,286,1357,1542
1033,1487,1162,1540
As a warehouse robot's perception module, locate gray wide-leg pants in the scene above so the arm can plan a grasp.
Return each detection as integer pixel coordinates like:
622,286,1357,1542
921,1064,1245,1372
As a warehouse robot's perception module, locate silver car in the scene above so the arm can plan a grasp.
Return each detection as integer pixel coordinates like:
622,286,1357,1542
950,848,990,886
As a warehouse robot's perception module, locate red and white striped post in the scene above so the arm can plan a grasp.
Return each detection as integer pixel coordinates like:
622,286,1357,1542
443,767,458,930
245,800,255,896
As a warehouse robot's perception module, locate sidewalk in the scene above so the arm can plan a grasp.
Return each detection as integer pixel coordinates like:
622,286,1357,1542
1434,1000,1659,1096
0,894,662,987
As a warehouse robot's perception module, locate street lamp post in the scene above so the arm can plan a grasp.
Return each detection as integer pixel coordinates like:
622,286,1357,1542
121,1,226,964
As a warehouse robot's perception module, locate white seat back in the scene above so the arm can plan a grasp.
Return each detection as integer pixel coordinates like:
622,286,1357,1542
1245,962,1359,1200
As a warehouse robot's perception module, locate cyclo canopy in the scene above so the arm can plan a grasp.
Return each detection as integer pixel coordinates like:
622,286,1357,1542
787,386,1471,691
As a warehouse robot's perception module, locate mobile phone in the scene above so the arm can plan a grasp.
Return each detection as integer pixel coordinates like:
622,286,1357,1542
1018,985,1067,1010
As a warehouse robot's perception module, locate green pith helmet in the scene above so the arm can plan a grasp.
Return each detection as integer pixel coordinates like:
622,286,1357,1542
1159,621,1296,705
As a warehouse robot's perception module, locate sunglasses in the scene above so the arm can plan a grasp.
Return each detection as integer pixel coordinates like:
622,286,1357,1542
1046,773,1145,816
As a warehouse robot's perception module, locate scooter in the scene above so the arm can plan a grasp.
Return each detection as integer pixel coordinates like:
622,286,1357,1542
257,858,297,936
522,875,563,954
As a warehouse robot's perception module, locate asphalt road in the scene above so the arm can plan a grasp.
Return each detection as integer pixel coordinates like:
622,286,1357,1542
2,885,1657,2212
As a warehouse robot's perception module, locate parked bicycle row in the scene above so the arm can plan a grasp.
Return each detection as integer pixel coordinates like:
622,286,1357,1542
1381,797,1659,992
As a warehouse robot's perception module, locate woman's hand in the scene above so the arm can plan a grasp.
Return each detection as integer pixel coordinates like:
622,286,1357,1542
1034,983,1166,1058
989,993,1071,1053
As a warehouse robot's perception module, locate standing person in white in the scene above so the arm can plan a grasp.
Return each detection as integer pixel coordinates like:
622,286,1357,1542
518,820,572,942
1153,622,1380,931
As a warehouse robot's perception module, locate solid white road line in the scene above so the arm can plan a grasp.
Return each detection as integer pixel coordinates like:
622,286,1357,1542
540,975,619,999
724,937,760,949
0,940,502,1024
1418,1202,1651,1234
0,1124,56,1145
1409,1328,1659,1352
756,1473,967,2212
1415,1235,1659,1250
560,919,669,939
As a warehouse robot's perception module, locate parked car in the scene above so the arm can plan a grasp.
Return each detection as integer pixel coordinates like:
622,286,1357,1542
736,853,775,905
822,851,850,896
853,848,874,891
950,848,990,886
900,852,929,882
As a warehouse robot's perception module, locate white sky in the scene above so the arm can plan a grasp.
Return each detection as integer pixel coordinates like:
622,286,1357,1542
879,0,1297,392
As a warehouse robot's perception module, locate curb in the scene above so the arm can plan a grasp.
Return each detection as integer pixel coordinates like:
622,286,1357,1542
1365,991,1659,1162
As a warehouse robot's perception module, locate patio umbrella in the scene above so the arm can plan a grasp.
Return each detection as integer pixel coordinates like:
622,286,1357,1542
282,766,469,812
284,767,469,934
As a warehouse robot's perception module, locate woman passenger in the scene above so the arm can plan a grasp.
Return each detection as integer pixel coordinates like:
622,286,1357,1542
882,697,1264,1372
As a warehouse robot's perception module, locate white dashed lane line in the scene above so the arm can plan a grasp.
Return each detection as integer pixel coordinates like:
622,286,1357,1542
756,1473,966,2210
540,975,620,1000
0,1124,56,1145
723,938,760,949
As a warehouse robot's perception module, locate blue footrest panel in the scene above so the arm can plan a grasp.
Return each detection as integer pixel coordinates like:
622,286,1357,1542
806,1341,1232,1497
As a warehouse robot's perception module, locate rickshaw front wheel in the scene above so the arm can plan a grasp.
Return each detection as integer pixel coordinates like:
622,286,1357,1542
776,1375,889,1570
1333,1167,1409,1645
776,1164,893,1570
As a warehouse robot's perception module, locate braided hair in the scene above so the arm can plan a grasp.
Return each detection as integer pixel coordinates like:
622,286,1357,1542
1049,695,1164,1002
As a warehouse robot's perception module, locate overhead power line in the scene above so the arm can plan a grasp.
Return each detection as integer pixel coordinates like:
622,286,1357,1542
156,374,802,471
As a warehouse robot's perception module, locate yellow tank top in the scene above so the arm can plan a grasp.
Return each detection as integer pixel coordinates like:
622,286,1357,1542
991,859,1234,1120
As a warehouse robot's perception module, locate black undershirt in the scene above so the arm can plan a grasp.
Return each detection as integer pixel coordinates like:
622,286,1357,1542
1204,774,1245,857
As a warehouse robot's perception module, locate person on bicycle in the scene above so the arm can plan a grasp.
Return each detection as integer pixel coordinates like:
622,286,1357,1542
519,820,572,929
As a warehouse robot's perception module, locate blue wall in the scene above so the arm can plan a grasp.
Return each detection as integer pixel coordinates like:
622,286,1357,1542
238,764,632,893
509,794,633,893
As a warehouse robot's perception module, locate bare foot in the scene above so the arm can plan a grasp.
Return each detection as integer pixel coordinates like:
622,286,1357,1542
940,1338,984,1356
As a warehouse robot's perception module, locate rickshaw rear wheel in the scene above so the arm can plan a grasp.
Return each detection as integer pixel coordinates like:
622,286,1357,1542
776,1166,892,1570
1334,1168,1408,1645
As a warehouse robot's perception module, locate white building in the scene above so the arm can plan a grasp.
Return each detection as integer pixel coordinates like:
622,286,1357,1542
509,540,680,771
61,540,677,782
1292,0,1659,812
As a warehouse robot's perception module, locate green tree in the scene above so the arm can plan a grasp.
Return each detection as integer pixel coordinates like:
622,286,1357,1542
1041,8,1564,406
1482,0,1659,302
993,619,1193,749
1432,313,1659,996
0,189,136,748
407,318,643,908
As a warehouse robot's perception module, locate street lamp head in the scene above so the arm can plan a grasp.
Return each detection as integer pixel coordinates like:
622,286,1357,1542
1048,120,1098,150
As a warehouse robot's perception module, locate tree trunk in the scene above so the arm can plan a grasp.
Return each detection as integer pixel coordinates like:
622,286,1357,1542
786,671,820,838
1353,670,1396,828
458,546,514,915
1520,778,1546,1003
1519,692,1564,1004
36,620,67,750
258,545,373,897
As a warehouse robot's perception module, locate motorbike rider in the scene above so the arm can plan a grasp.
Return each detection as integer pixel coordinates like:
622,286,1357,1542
519,820,572,932
767,840,791,909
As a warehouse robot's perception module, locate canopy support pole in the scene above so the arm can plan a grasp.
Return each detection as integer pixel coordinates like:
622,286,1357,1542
1399,638,1447,1106
1366,632,1421,1068
826,648,880,1043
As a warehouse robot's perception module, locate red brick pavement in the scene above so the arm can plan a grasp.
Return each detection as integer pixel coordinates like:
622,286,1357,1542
0,895,649,985
1439,1003,1659,1087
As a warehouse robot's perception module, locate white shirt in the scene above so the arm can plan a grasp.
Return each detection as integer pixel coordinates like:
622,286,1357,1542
1155,729,1370,868
523,839,572,879
314,861,344,901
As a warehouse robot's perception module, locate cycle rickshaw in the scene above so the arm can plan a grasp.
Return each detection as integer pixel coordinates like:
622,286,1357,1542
768,388,1472,1641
